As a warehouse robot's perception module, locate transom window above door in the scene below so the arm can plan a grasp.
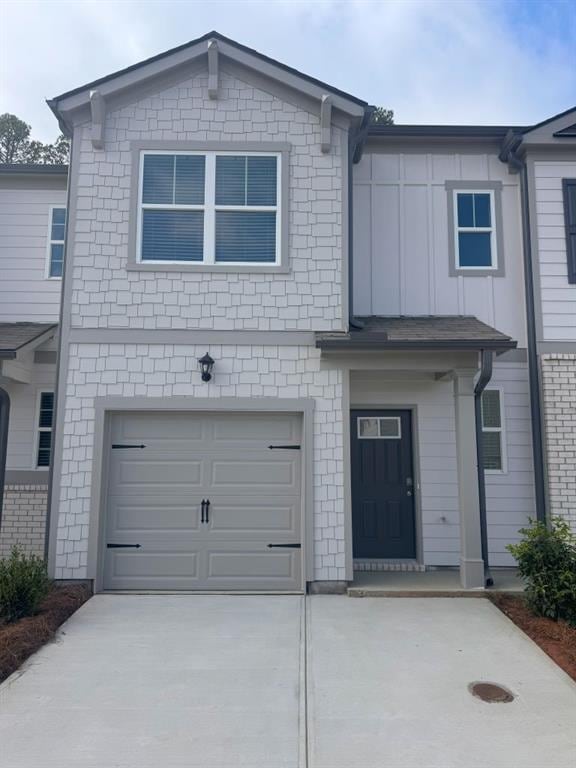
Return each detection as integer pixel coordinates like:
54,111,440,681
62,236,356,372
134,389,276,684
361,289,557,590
138,151,281,266
357,416,401,439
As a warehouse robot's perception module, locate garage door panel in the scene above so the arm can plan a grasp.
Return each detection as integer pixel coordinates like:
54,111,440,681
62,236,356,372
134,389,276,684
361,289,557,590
206,544,300,589
113,412,205,442
106,551,201,591
208,499,299,536
108,497,202,533
211,460,297,489
112,458,203,490
211,414,298,444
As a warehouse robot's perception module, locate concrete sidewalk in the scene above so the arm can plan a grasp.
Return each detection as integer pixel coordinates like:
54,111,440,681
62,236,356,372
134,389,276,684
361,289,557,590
0,594,575,767
307,596,576,768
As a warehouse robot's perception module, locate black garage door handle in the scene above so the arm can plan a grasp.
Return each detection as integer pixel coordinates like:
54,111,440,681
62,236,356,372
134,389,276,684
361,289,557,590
107,543,142,549
267,543,301,548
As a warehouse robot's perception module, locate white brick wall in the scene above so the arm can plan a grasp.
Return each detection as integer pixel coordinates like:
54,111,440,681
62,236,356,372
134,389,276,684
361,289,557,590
70,69,345,332
541,354,576,530
0,485,47,558
55,342,345,581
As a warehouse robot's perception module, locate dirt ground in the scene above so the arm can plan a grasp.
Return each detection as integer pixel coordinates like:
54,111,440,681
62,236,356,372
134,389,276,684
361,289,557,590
0,584,91,684
490,593,576,683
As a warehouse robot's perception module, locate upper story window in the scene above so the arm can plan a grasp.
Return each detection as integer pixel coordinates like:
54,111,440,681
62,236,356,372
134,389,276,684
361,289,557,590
454,191,496,269
138,151,281,266
47,207,66,278
563,179,576,284
446,181,504,277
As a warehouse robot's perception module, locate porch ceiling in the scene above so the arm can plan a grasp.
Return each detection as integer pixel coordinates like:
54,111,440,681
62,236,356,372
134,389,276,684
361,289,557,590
316,316,516,353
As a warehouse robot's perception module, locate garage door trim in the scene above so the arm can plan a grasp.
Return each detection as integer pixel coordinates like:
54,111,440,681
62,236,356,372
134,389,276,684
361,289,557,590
88,397,314,592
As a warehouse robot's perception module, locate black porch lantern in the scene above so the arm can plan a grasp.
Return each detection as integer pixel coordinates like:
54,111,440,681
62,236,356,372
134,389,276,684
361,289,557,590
198,352,215,382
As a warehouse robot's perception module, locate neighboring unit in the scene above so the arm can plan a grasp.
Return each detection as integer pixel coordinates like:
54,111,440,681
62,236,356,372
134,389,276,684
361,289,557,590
0,164,66,557
1,33,575,593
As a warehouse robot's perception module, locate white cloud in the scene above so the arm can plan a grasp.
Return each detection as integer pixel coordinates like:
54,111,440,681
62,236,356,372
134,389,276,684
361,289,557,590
0,0,574,142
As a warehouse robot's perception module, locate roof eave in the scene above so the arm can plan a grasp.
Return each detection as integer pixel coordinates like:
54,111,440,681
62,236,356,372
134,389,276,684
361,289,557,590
50,32,367,122
316,338,517,352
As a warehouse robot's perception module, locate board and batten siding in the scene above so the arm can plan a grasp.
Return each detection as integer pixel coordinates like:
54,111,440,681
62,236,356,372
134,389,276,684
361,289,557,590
0,185,66,321
352,150,527,346
484,362,535,567
532,160,576,341
351,361,533,568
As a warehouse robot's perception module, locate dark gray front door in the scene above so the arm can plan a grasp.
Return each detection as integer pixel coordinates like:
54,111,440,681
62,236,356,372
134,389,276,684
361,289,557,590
351,410,416,559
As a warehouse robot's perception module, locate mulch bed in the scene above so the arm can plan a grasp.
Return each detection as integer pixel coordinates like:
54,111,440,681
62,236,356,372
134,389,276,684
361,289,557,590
0,584,91,684
489,593,576,683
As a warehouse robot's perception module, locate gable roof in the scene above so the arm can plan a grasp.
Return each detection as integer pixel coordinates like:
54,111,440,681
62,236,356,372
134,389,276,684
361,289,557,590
0,323,58,360
48,30,368,128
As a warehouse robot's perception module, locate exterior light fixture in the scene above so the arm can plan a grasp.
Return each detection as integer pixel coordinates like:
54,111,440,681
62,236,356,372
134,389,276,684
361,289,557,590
198,352,215,382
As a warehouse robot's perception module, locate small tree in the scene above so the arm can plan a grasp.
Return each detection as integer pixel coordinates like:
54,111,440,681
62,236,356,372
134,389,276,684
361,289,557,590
0,113,31,163
371,107,394,126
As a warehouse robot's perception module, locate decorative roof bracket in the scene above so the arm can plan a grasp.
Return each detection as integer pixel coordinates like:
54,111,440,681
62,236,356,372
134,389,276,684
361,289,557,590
89,90,105,150
320,95,332,153
208,39,219,100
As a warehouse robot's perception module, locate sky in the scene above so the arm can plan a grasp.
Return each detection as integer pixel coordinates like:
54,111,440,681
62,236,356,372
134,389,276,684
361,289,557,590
1,0,575,143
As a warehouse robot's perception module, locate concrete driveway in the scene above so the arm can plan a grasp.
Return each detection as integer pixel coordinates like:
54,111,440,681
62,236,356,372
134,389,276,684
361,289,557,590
0,595,575,768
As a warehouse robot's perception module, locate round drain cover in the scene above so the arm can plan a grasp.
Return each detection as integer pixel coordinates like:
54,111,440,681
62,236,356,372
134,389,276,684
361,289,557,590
469,682,514,703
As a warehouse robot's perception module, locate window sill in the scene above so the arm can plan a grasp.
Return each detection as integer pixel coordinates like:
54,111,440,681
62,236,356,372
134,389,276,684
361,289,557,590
451,268,504,278
126,262,290,274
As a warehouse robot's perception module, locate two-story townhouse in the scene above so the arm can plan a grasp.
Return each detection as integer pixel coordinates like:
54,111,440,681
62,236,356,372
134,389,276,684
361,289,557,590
0,164,67,557
499,110,576,536
40,31,536,594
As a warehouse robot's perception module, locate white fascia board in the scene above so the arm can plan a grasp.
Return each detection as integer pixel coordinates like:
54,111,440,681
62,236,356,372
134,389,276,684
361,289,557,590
50,37,366,119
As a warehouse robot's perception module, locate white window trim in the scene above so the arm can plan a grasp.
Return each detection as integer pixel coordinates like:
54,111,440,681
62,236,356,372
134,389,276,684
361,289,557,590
45,205,66,280
481,387,508,475
357,416,402,440
453,190,498,271
136,150,282,267
34,390,54,469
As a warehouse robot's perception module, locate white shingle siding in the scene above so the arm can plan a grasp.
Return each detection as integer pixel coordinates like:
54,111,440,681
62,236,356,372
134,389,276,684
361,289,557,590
54,343,346,581
541,354,576,531
0,485,48,558
70,70,345,332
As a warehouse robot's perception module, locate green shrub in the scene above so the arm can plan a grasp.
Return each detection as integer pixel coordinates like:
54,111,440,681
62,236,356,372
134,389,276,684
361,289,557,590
508,517,576,626
0,547,51,623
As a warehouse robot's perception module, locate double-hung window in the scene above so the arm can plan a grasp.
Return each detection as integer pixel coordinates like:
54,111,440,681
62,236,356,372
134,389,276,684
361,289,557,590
138,151,280,265
454,191,497,270
47,207,66,278
481,389,506,473
36,392,54,468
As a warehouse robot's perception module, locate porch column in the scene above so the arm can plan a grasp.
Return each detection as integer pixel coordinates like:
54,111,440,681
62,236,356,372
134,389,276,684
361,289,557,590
453,371,484,589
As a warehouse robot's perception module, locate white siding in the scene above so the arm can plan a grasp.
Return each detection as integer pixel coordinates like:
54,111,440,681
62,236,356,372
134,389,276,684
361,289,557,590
3,358,57,470
353,151,527,345
0,185,66,321
533,160,576,341
351,372,460,567
485,362,535,566
351,362,534,568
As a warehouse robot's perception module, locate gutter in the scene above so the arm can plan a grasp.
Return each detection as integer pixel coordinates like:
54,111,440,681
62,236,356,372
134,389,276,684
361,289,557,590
348,107,375,331
474,350,493,587
499,134,547,523
0,387,9,539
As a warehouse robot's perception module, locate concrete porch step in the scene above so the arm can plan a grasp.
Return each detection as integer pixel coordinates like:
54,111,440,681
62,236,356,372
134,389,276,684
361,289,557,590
347,568,524,597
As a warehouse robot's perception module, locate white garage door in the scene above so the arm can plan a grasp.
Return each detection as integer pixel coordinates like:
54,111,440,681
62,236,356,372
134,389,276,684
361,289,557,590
103,411,302,591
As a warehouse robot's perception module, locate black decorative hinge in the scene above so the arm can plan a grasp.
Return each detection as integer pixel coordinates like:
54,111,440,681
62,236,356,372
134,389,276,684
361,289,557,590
112,444,146,449
268,445,301,450
267,543,301,549
107,543,142,549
